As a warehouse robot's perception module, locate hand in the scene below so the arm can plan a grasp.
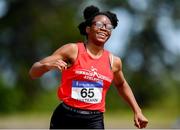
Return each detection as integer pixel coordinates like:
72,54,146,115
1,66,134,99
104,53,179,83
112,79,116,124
43,59,68,72
134,112,148,129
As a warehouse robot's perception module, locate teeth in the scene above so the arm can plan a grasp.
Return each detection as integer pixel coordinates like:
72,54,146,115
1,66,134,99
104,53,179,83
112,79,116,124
98,32,106,37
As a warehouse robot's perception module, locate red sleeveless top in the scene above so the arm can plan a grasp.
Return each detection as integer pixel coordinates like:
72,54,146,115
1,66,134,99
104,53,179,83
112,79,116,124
57,43,113,112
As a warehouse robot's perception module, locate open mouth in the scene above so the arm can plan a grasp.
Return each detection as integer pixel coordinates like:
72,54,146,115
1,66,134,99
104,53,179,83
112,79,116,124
97,32,108,39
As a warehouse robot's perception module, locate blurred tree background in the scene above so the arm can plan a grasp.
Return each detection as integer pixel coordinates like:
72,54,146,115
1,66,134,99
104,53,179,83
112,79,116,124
0,0,179,128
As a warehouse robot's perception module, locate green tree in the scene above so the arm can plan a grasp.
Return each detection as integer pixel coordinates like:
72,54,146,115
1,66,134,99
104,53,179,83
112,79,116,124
0,0,83,113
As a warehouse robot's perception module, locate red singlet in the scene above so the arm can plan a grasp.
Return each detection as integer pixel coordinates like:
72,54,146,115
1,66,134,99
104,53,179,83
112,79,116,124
58,43,113,112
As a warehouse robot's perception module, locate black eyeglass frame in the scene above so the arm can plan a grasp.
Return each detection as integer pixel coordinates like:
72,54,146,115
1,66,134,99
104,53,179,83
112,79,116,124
91,21,114,31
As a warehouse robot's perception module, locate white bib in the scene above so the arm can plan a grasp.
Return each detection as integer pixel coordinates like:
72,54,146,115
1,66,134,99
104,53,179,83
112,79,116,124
71,80,103,104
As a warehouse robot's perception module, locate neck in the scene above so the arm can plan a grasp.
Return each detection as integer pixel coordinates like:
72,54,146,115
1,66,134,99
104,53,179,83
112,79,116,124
85,41,104,58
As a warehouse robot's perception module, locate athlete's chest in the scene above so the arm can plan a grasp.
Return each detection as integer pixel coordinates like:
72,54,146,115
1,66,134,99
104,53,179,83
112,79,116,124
73,54,112,82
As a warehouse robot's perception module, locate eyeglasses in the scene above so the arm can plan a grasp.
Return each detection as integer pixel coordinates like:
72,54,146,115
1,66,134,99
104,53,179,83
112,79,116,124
92,21,114,31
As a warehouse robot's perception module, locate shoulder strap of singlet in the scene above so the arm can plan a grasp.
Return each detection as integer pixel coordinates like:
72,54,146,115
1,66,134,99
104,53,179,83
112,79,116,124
107,51,113,70
104,49,113,69
109,53,114,69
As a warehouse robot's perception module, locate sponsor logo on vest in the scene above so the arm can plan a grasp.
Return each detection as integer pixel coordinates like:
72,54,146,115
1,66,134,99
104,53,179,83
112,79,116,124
75,66,111,82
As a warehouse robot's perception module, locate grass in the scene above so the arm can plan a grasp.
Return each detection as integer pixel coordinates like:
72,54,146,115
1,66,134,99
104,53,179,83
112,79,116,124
0,107,179,129
104,107,179,129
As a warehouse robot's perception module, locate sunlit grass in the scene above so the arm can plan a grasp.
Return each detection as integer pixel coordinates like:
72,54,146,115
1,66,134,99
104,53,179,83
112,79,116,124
104,107,179,129
0,106,178,129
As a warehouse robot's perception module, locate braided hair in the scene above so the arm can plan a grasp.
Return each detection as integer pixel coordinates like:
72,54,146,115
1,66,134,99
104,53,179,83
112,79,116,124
78,5,118,36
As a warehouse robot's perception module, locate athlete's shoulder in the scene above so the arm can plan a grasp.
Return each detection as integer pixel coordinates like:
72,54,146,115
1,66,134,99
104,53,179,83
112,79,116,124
53,43,78,55
114,55,122,65
64,42,85,51
111,54,122,72
62,43,78,50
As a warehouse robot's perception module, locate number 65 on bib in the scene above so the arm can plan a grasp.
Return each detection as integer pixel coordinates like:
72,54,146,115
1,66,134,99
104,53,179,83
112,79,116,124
71,80,103,104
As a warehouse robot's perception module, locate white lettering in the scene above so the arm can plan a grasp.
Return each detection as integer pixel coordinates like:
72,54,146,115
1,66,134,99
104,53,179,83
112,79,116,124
75,69,111,82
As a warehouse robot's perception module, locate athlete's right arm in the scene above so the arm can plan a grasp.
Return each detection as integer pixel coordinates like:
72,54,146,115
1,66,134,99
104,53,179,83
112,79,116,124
29,43,78,79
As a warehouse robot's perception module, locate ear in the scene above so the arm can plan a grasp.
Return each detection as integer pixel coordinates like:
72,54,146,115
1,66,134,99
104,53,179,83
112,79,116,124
86,26,90,34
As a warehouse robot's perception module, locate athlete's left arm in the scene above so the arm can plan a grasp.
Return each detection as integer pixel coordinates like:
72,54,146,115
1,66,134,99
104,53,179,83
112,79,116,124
112,56,148,129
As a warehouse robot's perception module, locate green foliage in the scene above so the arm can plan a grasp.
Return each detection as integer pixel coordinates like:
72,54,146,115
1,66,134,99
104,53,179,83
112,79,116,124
0,0,83,113
29,89,59,113
128,72,167,107
0,80,23,113
106,85,129,111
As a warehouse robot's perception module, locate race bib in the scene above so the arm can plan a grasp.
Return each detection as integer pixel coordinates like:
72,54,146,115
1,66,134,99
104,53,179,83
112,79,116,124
71,80,103,104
